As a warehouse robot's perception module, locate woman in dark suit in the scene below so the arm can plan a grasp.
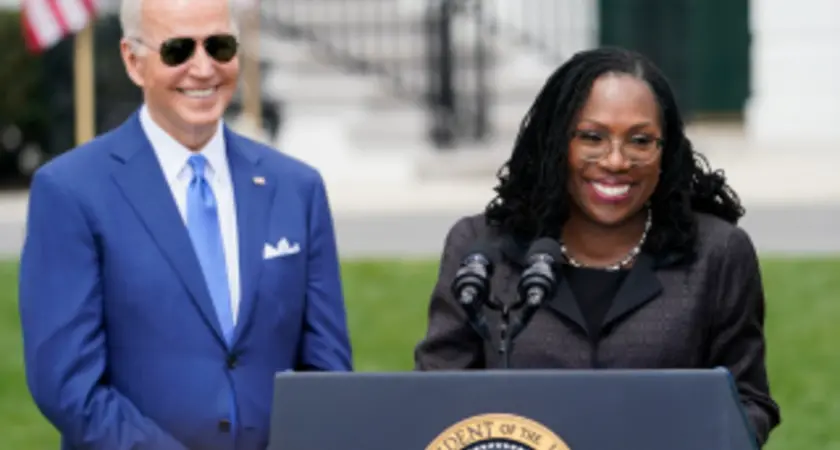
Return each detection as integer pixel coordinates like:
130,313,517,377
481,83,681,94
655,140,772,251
414,47,780,445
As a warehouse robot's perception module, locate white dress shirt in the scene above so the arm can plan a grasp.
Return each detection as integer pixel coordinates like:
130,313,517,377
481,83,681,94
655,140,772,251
140,106,241,324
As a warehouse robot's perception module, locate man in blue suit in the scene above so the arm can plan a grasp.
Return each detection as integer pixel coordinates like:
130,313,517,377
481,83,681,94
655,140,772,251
18,0,353,448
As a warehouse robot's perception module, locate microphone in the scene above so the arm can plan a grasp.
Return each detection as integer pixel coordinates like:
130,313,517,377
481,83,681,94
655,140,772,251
450,243,495,341
510,237,563,340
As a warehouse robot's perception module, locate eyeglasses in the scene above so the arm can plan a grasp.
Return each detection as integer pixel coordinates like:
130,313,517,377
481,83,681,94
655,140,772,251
132,34,239,67
571,129,663,165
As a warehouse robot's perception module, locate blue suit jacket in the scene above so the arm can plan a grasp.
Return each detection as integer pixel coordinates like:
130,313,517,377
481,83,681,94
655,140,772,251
18,112,353,449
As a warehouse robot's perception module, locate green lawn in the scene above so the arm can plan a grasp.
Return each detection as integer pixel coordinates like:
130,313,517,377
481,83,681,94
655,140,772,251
1,258,838,449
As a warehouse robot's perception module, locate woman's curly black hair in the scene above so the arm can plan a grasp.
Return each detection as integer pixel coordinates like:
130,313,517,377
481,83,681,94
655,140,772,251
485,47,744,263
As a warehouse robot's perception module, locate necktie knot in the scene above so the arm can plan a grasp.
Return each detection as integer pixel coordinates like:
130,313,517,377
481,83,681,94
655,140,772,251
188,154,208,180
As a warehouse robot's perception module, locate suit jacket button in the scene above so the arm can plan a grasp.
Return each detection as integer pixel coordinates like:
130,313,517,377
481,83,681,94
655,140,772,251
218,419,231,433
226,354,237,369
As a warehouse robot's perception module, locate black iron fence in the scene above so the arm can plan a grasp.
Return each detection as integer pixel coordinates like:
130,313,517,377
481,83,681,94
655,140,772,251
262,0,491,149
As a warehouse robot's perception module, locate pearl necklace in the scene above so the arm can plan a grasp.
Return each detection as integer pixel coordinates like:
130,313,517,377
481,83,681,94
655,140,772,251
560,209,652,272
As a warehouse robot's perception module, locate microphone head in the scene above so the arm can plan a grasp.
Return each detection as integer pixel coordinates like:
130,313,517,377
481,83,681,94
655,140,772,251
461,241,496,274
452,241,496,307
525,237,564,266
517,238,562,305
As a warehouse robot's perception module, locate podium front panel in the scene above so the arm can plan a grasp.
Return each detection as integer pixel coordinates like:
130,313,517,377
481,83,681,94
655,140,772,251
268,368,757,450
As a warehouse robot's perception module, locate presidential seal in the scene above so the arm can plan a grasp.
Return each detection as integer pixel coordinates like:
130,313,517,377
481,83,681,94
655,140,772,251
425,413,571,450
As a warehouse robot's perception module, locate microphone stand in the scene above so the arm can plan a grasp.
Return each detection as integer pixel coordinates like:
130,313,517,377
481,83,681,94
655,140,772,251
496,290,548,369
498,304,514,369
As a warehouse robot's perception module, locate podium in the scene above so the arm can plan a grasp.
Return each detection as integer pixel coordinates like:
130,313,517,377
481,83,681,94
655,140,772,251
268,367,759,450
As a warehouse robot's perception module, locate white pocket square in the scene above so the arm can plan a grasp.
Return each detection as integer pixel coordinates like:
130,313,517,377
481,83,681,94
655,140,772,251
263,238,301,260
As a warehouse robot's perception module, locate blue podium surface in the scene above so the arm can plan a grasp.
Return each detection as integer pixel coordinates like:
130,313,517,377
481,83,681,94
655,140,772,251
268,368,758,450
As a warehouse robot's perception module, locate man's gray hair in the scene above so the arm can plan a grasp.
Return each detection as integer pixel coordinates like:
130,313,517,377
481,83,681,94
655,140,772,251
120,0,242,41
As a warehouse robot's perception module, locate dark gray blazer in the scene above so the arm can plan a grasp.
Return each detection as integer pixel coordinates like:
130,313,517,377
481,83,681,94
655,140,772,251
414,212,780,446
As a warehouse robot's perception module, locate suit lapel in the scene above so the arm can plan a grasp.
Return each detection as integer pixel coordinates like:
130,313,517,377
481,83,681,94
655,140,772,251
545,275,590,334
109,114,226,345
601,253,663,330
226,130,276,345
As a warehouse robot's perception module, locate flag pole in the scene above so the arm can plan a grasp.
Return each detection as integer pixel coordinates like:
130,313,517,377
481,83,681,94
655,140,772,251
74,23,95,146
241,2,262,134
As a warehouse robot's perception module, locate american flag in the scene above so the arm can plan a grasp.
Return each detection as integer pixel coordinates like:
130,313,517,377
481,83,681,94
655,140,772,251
21,0,97,52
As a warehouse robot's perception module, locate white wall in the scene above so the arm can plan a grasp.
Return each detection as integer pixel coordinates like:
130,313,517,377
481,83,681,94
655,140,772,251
746,0,840,146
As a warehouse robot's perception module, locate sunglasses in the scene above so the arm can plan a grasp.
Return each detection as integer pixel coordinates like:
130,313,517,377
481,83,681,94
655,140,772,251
137,34,239,67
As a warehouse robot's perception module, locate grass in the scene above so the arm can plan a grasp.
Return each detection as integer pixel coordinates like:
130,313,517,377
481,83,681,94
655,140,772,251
0,257,838,448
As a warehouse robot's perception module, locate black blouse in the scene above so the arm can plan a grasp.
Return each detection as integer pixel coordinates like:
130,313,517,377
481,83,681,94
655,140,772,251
561,265,628,341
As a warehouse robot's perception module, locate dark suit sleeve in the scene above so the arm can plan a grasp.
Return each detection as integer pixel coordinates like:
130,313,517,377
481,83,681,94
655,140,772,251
414,217,486,370
295,173,353,371
18,171,187,449
708,227,780,446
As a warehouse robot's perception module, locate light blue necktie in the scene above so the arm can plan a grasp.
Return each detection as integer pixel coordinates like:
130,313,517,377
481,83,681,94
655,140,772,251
186,154,235,344
186,155,238,440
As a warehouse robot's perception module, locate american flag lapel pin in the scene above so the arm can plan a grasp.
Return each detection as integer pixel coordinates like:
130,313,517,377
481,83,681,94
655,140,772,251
253,176,266,186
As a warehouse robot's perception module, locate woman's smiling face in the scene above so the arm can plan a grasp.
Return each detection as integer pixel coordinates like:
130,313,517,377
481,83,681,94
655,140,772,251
566,73,663,227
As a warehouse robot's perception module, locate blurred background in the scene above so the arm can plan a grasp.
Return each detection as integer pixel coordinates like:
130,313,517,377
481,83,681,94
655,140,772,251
0,0,838,448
